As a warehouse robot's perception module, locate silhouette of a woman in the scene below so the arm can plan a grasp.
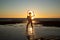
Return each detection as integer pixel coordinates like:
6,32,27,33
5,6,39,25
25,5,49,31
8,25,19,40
26,11,35,31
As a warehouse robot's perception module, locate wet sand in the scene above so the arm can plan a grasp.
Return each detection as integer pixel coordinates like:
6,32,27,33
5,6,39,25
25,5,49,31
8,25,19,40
0,23,60,40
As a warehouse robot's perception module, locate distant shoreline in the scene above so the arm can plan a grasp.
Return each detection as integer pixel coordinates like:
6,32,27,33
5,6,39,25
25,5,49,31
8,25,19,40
0,18,60,21
0,18,60,27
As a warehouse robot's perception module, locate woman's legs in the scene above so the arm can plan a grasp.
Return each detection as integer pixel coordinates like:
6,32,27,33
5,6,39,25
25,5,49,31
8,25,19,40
26,21,33,31
26,22,30,31
27,22,30,28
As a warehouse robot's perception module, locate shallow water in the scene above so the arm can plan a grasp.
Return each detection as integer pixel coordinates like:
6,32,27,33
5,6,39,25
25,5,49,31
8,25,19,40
0,23,60,40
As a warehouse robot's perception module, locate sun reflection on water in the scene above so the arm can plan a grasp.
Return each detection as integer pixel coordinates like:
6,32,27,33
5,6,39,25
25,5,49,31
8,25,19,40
32,20,36,23
28,27,33,35
26,25,36,40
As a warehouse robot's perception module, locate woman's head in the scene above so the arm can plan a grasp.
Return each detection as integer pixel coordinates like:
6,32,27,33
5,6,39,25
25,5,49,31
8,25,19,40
29,12,31,16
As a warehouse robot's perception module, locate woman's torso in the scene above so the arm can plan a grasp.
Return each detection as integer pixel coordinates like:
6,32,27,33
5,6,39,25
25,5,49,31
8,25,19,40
27,16,32,21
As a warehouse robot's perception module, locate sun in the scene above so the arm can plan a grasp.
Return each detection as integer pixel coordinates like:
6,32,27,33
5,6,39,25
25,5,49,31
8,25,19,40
32,17,34,19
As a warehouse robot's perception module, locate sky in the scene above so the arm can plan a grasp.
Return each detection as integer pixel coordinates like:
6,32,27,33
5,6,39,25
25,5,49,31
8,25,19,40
0,0,60,18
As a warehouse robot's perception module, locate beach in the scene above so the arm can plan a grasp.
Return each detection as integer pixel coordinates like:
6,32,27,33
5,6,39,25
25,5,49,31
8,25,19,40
0,23,60,40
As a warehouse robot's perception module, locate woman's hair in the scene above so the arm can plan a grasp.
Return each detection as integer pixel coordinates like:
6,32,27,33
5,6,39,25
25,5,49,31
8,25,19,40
29,12,31,14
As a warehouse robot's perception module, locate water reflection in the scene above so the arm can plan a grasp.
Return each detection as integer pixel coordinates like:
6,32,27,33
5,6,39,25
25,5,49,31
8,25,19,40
28,27,33,35
32,21,36,23
26,27,35,40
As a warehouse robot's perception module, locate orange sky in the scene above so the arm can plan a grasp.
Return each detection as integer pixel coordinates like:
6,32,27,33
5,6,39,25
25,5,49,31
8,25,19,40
0,0,60,18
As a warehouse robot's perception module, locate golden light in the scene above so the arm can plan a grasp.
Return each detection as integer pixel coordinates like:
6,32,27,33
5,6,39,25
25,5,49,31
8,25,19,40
28,27,33,35
32,21,35,23
28,10,33,16
28,10,35,19
32,17,34,19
